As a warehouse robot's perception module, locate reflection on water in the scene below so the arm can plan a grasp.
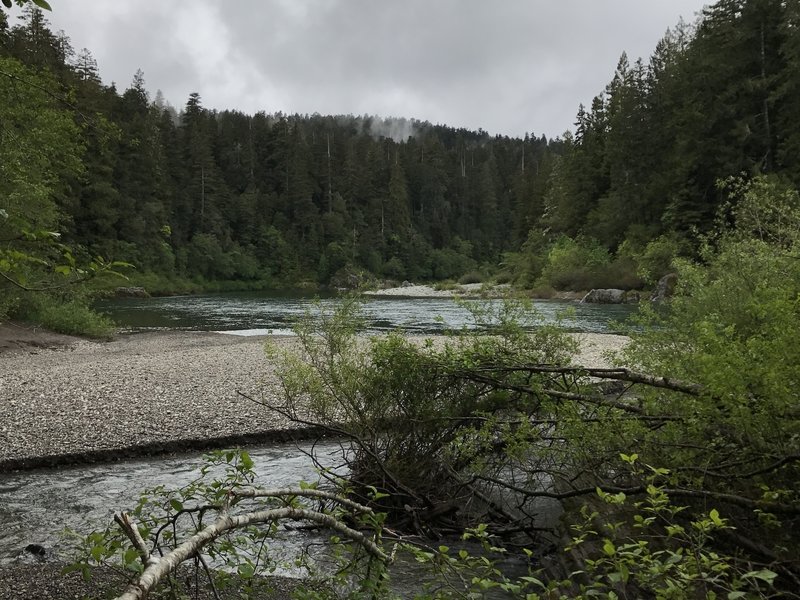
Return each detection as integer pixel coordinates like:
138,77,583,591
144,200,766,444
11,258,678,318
96,291,637,335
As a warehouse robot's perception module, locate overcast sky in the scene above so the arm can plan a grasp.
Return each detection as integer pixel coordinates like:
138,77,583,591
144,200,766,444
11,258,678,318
20,1,708,138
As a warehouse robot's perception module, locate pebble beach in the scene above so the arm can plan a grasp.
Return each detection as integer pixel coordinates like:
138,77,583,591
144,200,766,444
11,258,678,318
0,325,627,469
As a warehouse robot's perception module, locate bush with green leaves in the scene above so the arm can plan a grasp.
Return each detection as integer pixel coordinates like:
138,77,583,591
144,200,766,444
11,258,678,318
537,235,613,291
265,295,578,529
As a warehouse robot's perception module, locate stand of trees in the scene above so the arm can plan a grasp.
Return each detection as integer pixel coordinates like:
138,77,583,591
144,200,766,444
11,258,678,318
3,0,800,311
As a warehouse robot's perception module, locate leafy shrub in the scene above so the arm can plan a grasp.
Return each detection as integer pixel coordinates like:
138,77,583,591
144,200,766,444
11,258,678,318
12,292,114,338
382,256,406,280
457,270,483,285
538,235,612,290
636,232,691,284
430,247,476,280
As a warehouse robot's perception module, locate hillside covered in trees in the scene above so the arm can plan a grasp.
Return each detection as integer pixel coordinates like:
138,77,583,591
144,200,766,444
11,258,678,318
1,0,799,307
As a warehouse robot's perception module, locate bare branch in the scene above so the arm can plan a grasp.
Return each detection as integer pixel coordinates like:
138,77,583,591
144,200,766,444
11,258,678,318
113,512,152,567
231,486,375,514
471,364,706,396
114,506,390,600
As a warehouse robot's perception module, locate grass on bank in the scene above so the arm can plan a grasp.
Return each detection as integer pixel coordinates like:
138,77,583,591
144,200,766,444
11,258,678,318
9,291,115,338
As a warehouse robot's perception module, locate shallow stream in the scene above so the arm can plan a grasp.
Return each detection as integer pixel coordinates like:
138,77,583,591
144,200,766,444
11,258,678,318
0,442,342,567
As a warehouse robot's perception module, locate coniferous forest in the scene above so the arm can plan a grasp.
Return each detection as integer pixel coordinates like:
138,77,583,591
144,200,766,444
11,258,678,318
1,0,800,307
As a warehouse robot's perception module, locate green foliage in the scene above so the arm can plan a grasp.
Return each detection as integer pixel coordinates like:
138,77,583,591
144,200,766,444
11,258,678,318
0,0,50,12
456,270,483,285
616,176,800,582
269,295,577,521
430,247,477,281
11,291,114,337
0,57,83,237
504,227,550,288
635,232,691,284
537,235,612,290
558,460,777,600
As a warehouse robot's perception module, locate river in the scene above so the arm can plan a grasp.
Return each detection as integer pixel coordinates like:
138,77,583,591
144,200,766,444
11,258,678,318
94,290,637,335
0,442,342,568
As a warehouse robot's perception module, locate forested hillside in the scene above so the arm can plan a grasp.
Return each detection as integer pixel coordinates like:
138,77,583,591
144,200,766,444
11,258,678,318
1,0,799,306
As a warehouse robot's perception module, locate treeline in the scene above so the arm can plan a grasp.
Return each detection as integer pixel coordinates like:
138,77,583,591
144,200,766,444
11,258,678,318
1,0,800,298
0,6,556,291
510,0,800,290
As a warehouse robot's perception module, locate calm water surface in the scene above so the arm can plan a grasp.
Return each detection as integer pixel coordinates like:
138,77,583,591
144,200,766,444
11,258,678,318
96,290,637,335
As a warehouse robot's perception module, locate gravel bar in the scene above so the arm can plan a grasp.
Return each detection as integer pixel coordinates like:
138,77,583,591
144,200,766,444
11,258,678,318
0,328,627,471
0,331,310,471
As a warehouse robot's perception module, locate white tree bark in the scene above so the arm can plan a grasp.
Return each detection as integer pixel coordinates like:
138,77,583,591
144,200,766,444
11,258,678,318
114,502,389,600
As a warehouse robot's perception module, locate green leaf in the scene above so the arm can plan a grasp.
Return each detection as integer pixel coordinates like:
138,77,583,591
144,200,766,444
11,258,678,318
123,548,141,571
169,499,183,513
90,544,105,561
744,569,778,584
602,539,616,556
32,0,52,9
239,451,254,470
238,563,255,579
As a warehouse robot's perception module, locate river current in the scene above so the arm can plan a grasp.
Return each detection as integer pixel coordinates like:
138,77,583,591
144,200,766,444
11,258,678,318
94,290,637,335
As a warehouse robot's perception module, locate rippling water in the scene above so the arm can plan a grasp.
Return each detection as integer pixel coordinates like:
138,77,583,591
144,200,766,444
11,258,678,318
0,443,343,567
96,291,637,335
0,442,557,594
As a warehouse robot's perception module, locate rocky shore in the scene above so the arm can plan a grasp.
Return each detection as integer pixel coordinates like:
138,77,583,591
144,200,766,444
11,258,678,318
0,326,308,470
0,324,627,469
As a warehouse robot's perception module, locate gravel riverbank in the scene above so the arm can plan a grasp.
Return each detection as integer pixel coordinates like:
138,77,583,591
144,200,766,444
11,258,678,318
0,326,627,469
0,329,304,470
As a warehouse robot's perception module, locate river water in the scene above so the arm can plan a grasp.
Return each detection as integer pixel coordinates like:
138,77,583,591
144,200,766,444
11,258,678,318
0,442,343,568
95,290,637,335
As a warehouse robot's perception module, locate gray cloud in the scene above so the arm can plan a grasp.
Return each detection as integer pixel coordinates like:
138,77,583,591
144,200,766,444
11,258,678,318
28,0,708,138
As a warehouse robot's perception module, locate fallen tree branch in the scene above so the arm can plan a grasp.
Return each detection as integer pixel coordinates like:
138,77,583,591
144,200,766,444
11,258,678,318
114,506,390,600
231,486,376,514
471,364,706,397
114,512,152,567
